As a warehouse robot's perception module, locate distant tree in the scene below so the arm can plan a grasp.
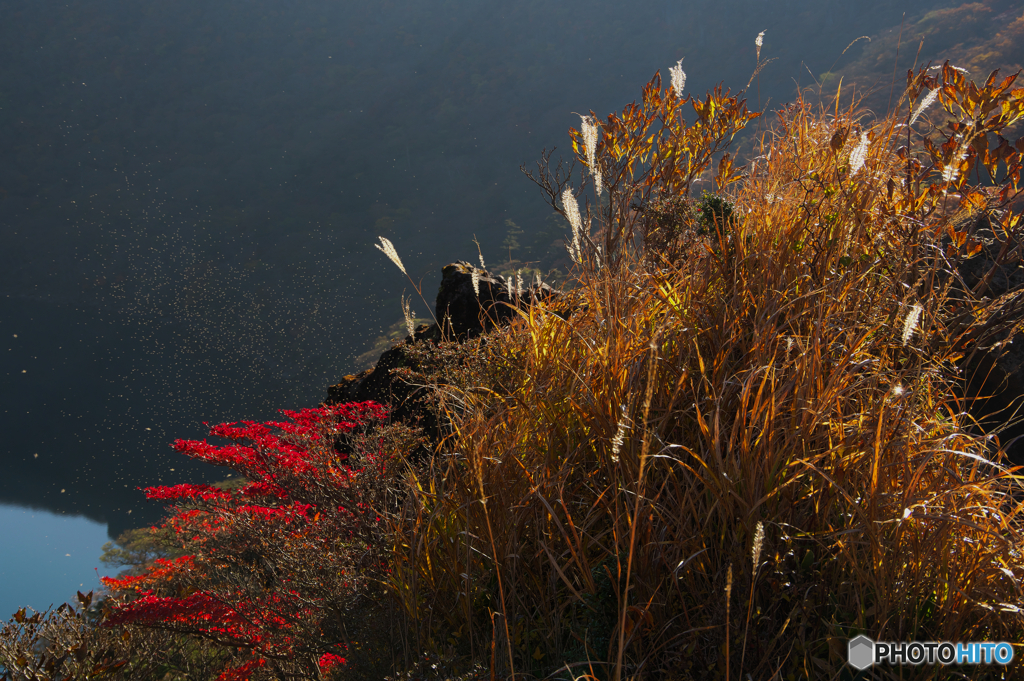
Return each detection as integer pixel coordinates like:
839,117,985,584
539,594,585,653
501,219,524,257
100,525,185,577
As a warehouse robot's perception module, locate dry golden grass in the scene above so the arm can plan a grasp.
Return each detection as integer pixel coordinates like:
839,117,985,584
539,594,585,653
385,64,1024,680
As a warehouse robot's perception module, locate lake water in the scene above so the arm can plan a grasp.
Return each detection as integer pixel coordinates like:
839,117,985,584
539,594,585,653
0,0,968,617
0,505,108,619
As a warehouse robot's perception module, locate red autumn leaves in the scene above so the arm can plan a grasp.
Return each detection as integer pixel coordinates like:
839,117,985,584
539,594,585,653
100,401,391,679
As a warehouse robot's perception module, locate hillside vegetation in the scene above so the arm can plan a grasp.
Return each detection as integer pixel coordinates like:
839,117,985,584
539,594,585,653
4,61,1024,681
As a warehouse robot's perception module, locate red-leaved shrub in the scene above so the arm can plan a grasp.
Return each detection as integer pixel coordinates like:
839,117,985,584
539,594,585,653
100,401,402,680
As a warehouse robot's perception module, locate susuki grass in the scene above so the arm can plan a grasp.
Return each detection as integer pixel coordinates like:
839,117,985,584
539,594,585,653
379,61,1024,680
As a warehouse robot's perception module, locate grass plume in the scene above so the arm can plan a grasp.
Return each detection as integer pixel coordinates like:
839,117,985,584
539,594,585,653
909,88,938,125
374,235,439,331
375,236,407,276
902,302,923,345
581,115,603,197
848,130,869,175
669,58,686,98
402,294,416,339
561,187,584,263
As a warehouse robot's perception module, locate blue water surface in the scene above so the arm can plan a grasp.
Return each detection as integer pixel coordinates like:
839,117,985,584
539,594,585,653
0,504,108,621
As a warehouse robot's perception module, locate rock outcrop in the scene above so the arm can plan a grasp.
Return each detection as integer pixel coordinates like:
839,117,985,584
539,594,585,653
950,218,1024,464
433,261,559,340
323,262,560,451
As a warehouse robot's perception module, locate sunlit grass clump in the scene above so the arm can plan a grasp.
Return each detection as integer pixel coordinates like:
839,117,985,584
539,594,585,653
389,63,1024,680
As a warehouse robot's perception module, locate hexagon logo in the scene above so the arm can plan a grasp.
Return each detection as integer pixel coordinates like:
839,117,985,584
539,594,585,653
848,635,875,670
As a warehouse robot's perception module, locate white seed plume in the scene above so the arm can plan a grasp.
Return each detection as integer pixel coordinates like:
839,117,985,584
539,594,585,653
902,303,923,345
471,268,481,298
942,161,959,184
929,64,970,75
581,115,603,197
849,131,869,176
535,272,542,288
942,142,967,183
375,236,407,275
478,253,486,269
755,31,765,61
580,116,598,166
401,295,415,339
515,269,523,298
561,187,583,263
506,276,513,300
910,89,938,125
610,416,629,462
566,240,579,264
751,521,765,570
669,58,687,98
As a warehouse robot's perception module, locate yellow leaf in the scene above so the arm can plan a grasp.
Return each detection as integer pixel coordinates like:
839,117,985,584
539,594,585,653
532,645,544,661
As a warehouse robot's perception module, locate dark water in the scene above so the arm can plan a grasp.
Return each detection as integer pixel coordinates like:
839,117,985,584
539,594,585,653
0,0,948,613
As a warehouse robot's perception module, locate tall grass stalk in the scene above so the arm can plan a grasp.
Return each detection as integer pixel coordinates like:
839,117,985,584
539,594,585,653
725,565,733,681
375,236,440,330
739,522,764,676
614,332,661,681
